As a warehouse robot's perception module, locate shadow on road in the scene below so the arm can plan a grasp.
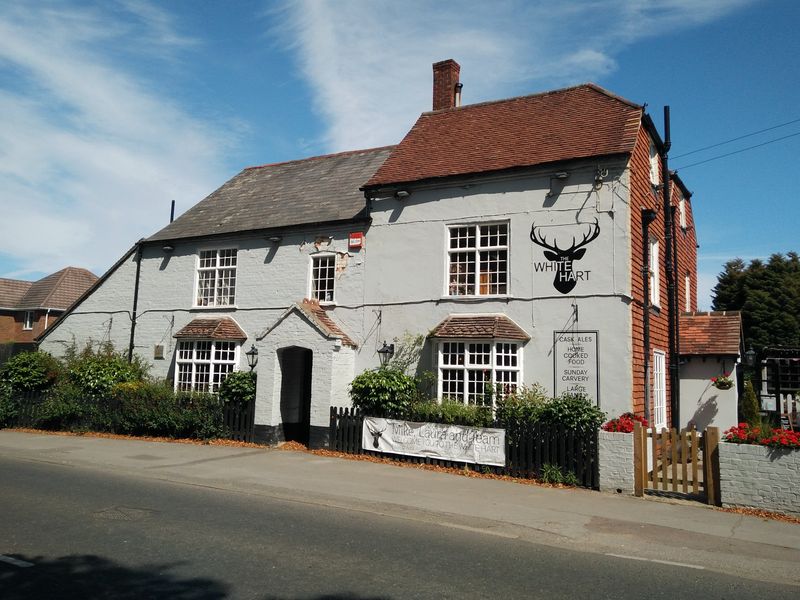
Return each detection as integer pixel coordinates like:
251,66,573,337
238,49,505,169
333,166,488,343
0,554,228,600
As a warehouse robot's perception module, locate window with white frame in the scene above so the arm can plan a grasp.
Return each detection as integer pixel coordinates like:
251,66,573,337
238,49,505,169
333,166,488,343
447,223,508,296
685,273,691,312
649,240,660,307
438,341,520,408
196,248,237,307
652,350,667,430
649,143,659,186
311,254,336,303
678,199,687,229
22,311,34,330
175,340,238,392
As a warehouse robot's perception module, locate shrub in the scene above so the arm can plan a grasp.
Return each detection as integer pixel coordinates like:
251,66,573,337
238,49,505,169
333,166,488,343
533,393,606,432
602,412,648,433
0,381,15,427
349,368,417,414
494,384,549,429
540,463,579,486
0,351,61,393
218,371,256,405
407,399,493,427
35,383,97,432
65,345,148,400
740,379,761,426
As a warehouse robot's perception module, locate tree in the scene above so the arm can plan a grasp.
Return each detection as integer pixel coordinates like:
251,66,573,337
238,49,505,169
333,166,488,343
712,253,800,351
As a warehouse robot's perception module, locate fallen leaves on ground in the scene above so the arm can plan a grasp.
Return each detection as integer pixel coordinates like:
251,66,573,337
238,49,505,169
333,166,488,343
718,506,800,525
7,427,265,449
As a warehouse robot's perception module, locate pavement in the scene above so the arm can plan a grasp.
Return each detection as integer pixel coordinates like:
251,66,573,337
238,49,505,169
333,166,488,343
2,429,799,586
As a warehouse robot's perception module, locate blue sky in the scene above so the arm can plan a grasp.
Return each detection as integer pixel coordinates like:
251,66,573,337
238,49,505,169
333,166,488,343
0,0,798,309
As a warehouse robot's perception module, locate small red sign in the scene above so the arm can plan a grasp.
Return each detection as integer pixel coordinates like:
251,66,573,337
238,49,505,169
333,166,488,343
348,232,364,249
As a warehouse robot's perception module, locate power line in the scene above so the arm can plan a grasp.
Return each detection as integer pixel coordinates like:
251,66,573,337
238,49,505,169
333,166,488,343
672,117,800,159
674,130,800,171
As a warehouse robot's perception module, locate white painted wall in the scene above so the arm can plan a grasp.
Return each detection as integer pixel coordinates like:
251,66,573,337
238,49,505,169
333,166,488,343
679,356,739,432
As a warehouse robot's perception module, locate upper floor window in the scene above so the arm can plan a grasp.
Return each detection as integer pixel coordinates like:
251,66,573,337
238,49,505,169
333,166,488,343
175,340,238,392
685,273,691,312
448,223,508,296
311,254,336,303
649,240,660,307
678,199,687,229
22,311,34,330
649,143,659,187
438,340,521,408
196,248,237,307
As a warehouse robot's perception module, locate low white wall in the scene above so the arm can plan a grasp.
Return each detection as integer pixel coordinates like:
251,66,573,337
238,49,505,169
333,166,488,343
598,431,634,494
719,441,800,516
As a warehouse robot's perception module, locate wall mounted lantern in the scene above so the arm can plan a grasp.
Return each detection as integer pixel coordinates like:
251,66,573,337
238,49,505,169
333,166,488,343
245,344,259,371
377,341,395,366
744,345,757,368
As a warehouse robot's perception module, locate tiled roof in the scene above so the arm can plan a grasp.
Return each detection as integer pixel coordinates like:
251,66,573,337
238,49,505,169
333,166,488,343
0,278,32,308
0,268,97,311
19,267,98,310
365,83,642,188
174,317,247,341
296,299,357,348
680,311,742,356
429,314,530,341
148,147,394,242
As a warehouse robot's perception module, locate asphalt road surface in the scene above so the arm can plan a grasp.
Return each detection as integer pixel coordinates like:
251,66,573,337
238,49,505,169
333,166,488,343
1,455,797,599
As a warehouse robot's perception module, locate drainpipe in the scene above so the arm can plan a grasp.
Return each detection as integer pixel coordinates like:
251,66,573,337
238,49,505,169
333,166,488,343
671,203,681,428
660,107,679,429
128,239,144,363
641,209,658,424
44,308,51,330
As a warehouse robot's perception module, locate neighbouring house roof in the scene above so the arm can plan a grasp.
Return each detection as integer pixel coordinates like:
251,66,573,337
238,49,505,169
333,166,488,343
148,146,395,243
174,317,247,341
0,278,32,308
258,299,357,348
0,267,97,311
429,314,530,342
679,311,742,356
364,83,642,189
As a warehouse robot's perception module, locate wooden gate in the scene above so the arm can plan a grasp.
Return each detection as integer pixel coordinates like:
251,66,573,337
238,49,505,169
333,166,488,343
633,422,720,505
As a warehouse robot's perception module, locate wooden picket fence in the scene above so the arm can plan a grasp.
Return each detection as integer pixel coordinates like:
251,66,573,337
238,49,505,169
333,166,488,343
329,407,599,489
633,421,720,505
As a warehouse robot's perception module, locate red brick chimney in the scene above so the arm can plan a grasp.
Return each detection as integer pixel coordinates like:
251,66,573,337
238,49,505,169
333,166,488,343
432,59,461,111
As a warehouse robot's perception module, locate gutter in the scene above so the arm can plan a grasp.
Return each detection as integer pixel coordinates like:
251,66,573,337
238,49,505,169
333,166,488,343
127,239,144,362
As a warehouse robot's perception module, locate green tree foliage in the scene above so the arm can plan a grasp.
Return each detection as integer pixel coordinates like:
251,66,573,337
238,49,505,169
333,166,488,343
349,368,417,414
64,343,149,400
0,351,61,393
217,371,256,405
712,253,800,350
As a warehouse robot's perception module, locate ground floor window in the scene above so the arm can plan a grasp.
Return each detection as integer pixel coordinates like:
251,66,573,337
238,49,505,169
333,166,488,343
438,341,521,408
652,350,667,430
175,340,238,392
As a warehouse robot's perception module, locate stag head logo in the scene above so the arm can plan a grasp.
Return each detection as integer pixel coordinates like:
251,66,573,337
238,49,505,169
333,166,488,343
530,219,601,294
366,421,386,449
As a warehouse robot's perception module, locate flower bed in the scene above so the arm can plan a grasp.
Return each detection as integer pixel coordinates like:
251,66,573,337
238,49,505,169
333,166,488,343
724,422,800,449
601,412,648,433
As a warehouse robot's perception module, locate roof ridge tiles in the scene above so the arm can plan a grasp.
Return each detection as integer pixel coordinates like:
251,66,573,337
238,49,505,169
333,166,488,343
243,145,397,172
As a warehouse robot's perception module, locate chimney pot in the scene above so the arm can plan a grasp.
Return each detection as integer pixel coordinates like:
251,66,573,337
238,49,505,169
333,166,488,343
432,59,461,111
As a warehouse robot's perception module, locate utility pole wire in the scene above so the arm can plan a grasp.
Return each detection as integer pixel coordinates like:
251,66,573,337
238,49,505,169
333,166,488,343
672,117,800,159
674,130,800,171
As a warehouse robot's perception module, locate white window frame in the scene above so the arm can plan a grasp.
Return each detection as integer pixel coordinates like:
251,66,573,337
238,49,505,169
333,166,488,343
22,311,34,330
649,240,660,307
194,247,237,307
174,339,239,393
678,198,687,229
437,340,522,409
310,252,337,304
649,143,659,187
684,273,691,312
445,222,510,297
652,350,667,430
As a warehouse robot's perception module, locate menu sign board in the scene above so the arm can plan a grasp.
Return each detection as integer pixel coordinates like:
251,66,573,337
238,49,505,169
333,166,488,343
554,331,599,405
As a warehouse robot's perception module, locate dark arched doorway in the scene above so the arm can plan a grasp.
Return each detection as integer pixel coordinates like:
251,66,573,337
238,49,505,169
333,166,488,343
278,346,313,444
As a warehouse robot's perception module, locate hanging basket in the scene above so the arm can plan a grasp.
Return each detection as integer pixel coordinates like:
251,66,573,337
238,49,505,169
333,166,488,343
712,376,734,390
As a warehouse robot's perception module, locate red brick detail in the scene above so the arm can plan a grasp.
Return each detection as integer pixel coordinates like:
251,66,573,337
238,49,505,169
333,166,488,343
174,317,247,341
366,83,642,188
680,312,742,356
432,59,461,111
429,314,530,341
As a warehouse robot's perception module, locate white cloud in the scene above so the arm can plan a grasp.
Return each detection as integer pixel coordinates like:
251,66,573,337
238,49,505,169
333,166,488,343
280,0,758,151
0,1,231,278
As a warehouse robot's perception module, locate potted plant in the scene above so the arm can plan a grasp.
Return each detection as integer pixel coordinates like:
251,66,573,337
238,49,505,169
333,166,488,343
711,373,734,390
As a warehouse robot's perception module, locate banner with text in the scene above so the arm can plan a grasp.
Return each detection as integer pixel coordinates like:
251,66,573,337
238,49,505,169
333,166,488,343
362,417,506,466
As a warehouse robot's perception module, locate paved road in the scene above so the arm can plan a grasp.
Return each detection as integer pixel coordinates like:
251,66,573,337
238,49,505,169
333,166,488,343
1,453,798,599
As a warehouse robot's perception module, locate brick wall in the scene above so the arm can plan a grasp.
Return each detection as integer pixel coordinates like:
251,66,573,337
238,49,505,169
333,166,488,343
719,442,800,516
0,309,62,344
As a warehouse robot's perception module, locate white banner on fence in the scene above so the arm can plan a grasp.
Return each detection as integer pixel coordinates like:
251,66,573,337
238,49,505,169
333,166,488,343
362,417,506,466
